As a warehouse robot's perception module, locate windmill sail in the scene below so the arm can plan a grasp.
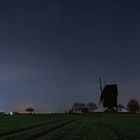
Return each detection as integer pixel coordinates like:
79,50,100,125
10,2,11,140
99,77,103,93
99,77,103,105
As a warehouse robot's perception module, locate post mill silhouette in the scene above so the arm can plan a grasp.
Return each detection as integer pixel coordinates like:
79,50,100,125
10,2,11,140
99,77,118,112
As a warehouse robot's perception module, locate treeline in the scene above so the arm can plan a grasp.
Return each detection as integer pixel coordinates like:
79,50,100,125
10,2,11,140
69,99,140,114
69,102,98,113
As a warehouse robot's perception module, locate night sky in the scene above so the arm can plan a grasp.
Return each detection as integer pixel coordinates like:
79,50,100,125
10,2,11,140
0,0,140,112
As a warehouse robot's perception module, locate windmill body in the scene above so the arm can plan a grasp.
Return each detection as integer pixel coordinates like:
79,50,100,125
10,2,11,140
99,78,118,112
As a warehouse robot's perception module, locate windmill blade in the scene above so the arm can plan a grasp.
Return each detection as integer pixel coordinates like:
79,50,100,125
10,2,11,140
99,77,103,94
99,77,103,105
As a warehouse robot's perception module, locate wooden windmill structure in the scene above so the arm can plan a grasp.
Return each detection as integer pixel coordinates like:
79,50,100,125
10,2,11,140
99,77,118,112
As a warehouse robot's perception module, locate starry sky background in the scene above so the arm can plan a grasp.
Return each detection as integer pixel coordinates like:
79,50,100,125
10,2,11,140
0,0,140,112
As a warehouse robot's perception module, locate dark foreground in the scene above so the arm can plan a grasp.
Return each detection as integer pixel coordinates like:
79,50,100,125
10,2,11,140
0,113,140,140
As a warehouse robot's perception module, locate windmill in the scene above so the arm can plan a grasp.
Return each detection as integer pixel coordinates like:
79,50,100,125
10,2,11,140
99,77,118,112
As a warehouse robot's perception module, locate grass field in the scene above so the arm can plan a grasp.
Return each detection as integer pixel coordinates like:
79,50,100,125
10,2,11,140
0,114,140,140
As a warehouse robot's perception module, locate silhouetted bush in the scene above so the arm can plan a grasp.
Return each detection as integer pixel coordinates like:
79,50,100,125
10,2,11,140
127,99,140,113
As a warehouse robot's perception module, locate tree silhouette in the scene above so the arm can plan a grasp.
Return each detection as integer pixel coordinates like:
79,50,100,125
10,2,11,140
87,102,98,112
25,107,34,114
81,107,89,113
71,102,97,113
72,103,81,112
127,99,140,113
71,103,87,113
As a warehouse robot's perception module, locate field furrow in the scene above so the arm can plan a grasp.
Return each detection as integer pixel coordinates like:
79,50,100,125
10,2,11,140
0,114,140,140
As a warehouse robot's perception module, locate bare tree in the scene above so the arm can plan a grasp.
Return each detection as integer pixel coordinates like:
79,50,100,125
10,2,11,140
72,103,81,112
25,107,35,114
87,102,98,112
71,102,98,113
127,99,140,113
72,102,86,113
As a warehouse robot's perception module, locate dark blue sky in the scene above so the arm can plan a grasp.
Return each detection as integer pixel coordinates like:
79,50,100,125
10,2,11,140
0,0,140,112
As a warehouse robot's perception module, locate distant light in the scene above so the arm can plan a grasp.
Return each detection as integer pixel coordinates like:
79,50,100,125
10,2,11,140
9,112,13,115
5,112,14,115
